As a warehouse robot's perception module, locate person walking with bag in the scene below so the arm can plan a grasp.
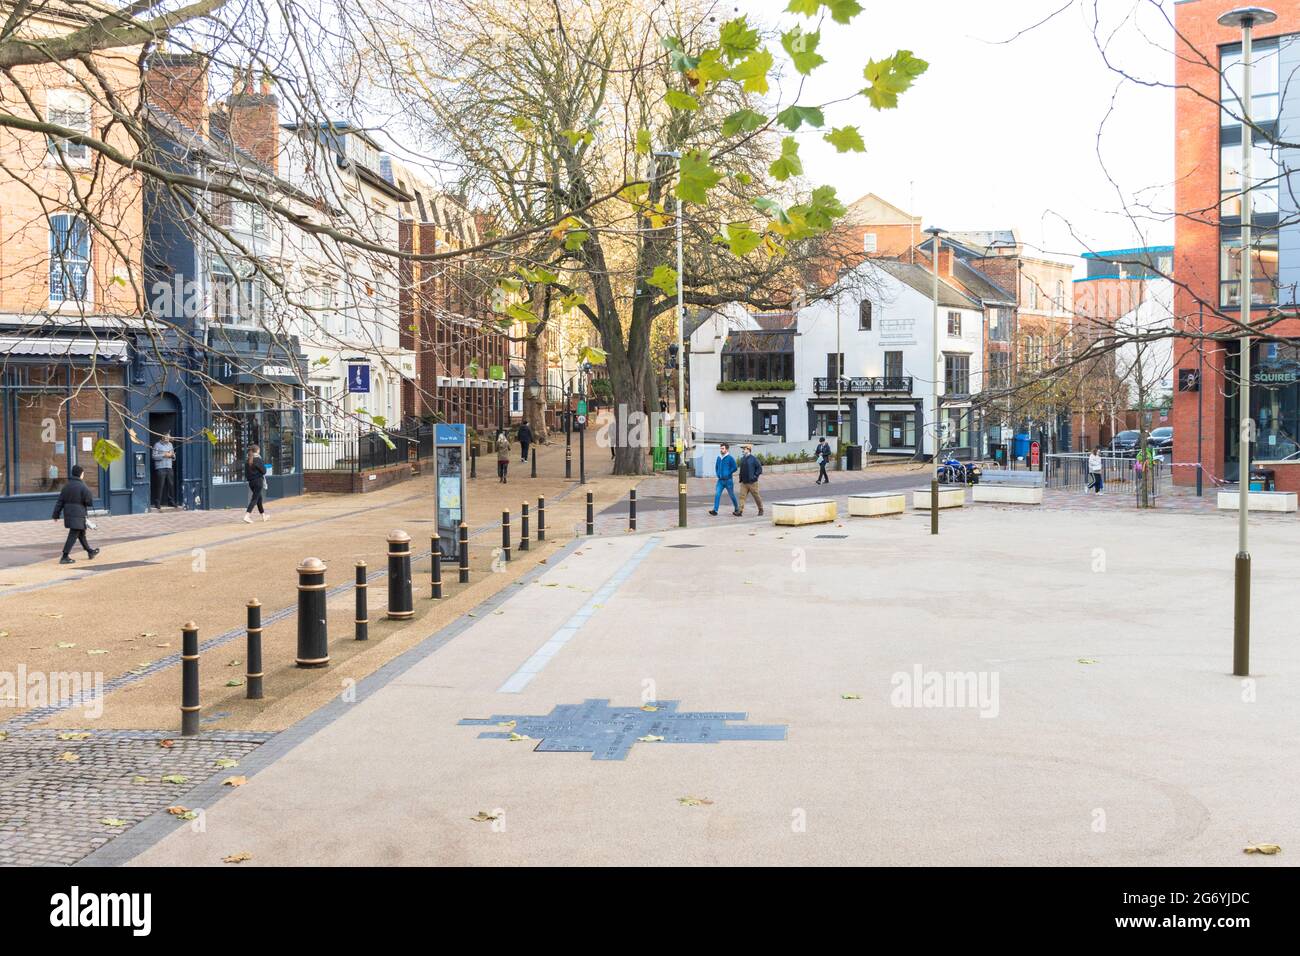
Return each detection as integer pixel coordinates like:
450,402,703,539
737,444,765,516
52,465,99,564
243,444,268,523
814,437,832,485
496,430,511,483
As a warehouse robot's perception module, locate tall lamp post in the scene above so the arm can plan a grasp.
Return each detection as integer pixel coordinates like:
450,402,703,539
925,225,946,530
654,149,689,528
527,379,573,479
1221,6,1275,677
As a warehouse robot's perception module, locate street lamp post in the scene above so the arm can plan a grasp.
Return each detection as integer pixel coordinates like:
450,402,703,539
655,149,689,528
1220,6,1276,677
925,226,945,533
528,379,574,480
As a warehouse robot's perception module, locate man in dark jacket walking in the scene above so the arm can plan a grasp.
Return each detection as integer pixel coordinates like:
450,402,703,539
52,465,99,564
736,443,765,516
814,437,832,484
517,421,533,464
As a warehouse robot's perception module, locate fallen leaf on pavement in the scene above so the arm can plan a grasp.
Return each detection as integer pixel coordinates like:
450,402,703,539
1077,658,1099,665
507,732,532,742
100,818,128,827
57,752,79,762
496,720,516,729
87,649,107,656
470,811,499,823
637,735,664,743
56,642,76,649
222,776,247,787
1244,843,1281,855
166,805,190,816
158,739,174,749
227,659,241,667
677,796,713,807
139,632,157,638
222,851,252,864
161,774,188,785
640,705,658,712
0,732,8,742
44,613,64,619
131,775,150,784
841,693,863,700
225,679,244,687
214,758,238,769
57,732,91,740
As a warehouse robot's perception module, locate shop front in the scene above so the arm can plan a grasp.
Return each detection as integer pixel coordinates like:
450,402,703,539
1225,341,1300,489
207,337,306,510
0,336,135,522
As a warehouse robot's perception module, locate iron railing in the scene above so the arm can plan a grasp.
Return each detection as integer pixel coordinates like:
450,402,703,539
812,375,913,394
1044,452,1169,500
304,422,433,474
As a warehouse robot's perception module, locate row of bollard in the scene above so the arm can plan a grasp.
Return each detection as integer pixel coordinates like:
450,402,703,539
180,494,571,734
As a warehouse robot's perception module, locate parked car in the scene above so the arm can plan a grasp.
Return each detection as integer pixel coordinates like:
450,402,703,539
1110,430,1143,454
1148,426,1173,453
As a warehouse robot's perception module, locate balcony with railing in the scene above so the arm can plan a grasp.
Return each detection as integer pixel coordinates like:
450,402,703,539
812,375,913,395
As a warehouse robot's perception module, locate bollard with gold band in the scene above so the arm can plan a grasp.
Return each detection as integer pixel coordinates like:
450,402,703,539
430,536,443,599
246,601,264,700
531,448,537,478
501,510,511,563
586,491,594,536
387,530,414,620
520,502,530,552
629,489,637,532
458,522,470,583
355,561,369,640
537,496,546,541
295,557,330,667
181,621,200,735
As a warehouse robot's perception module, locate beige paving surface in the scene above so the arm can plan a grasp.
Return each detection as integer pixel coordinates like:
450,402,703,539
128,506,1299,866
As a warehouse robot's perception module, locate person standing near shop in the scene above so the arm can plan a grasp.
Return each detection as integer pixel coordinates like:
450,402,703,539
709,442,740,516
737,443,764,517
243,443,268,523
52,465,99,565
496,430,511,483
517,420,533,465
1088,446,1104,495
152,433,177,510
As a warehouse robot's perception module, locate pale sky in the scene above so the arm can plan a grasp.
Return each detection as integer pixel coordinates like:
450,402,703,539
753,0,1178,272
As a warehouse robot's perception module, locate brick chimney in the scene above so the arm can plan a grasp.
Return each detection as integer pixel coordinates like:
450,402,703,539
227,67,280,174
922,244,956,278
144,52,210,138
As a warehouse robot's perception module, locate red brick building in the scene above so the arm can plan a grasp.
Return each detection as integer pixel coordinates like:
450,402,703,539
1173,1,1300,490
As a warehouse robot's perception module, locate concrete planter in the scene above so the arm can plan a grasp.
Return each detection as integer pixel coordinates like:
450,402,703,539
1216,490,1298,513
848,493,906,516
772,498,837,526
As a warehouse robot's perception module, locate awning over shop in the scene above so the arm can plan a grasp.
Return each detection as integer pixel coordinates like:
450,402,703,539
0,335,129,361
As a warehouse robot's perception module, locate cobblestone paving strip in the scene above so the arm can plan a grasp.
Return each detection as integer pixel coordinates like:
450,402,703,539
0,729,272,867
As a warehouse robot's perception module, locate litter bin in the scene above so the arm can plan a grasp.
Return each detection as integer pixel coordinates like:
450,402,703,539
845,444,863,471
1250,468,1276,492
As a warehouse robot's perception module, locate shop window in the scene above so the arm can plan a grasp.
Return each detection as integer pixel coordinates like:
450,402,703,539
944,353,970,394
877,411,915,449
14,391,67,494
50,214,91,304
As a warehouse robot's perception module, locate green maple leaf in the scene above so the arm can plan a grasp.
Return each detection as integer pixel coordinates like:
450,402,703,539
826,0,864,24
785,0,821,15
564,229,589,251
92,438,123,470
863,50,930,110
824,126,866,153
781,27,826,75
675,150,723,203
775,104,825,131
506,302,536,323
664,89,699,112
768,137,803,182
721,108,766,137
646,264,679,296
719,17,760,61
695,48,731,86
719,222,764,257
730,49,773,95
635,129,651,155
662,36,699,74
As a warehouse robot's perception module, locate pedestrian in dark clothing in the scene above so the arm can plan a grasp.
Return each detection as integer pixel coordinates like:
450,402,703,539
52,465,99,564
243,444,267,523
815,437,832,484
152,433,177,509
496,431,510,483
709,443,740,516
737,444,765,516
517,421,533,464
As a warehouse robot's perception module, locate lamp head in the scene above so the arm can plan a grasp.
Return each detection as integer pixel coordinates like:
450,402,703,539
1218,7,1277,28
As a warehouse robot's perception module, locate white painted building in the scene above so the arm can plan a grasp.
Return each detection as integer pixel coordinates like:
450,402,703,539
688,259,985,458
1114,278,1175,407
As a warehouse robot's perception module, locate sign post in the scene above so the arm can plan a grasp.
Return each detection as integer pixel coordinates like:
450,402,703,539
434,424,467,559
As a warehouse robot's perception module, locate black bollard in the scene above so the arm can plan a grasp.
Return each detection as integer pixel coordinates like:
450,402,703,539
629,489,637,532
586,491,594,536
246,601,264,700
501,510,512,563
521,502,530,552
387,530,414,620
470,445,477,480
431,537,443,599
180,621,200,736
295,557,330,667
538,496,546,541
355,561,369,640
531,448,537,479
930,478,939,536
458,521,470,583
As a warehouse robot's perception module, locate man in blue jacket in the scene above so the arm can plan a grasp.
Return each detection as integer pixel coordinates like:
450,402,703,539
709,443,740,516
